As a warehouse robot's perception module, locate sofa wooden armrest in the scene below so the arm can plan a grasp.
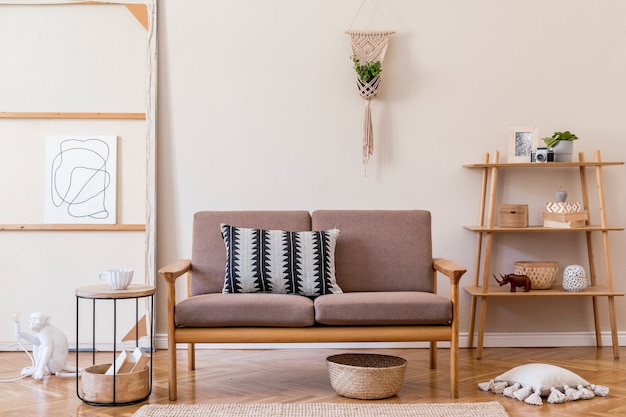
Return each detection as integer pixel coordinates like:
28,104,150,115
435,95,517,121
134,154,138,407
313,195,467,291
159,259,191,285
159,259,191,321
433,258,467,286
158,258,191,400
433,257,467,397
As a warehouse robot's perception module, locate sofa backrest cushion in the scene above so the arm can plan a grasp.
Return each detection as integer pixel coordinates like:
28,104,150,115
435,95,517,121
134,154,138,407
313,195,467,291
191,211,312,296
311,210,433,293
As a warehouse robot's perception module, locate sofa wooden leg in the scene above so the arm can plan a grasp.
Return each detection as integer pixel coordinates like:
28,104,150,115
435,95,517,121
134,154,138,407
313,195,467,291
450,356,458,397
188,343,196,370
168,340,178,400
450,338,459,398
429,341,437,369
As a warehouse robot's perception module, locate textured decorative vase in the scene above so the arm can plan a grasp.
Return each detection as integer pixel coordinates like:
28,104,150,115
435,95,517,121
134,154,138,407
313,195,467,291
563,265,587,292
551,141,574,162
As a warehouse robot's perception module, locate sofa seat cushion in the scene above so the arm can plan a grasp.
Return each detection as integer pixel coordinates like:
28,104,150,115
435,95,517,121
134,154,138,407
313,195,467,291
175,293,315,327
314,292,452,325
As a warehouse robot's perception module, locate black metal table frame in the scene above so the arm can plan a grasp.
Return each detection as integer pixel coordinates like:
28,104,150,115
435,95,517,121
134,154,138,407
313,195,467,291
75,290,154,406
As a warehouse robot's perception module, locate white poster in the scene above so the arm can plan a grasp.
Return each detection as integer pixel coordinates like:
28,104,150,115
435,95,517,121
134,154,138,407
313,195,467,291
45,135,117,224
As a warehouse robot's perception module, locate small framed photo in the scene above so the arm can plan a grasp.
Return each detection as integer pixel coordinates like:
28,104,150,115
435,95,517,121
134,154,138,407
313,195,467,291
508,126,539,163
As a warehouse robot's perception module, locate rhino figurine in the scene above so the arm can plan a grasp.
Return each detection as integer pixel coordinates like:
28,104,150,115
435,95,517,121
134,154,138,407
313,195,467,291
493,273,531,292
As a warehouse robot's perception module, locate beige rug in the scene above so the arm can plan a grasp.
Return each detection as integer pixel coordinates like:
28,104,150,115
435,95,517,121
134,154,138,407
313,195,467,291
132,402,509,417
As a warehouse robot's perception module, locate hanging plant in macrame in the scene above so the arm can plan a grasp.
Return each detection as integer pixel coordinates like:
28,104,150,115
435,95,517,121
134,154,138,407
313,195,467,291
346,29,394,172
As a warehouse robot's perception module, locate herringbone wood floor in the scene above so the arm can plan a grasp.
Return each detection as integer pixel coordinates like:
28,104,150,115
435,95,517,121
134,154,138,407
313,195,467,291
0,346,624,416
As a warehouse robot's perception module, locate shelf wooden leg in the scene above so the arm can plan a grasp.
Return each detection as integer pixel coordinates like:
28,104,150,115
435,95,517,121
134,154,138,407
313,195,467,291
592,296,603,348
467,296,477,348
608,296,620,359
467,230,484,349
476,297,488,359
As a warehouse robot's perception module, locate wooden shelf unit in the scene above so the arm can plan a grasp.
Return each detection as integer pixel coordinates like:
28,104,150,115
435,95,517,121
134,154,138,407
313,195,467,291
465,225,624,232
0,109,154,293
0,111,148,234
464,150,624,359
464,285,622,298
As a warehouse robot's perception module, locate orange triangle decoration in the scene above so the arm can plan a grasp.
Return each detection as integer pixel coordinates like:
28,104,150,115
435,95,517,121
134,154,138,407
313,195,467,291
125,4,149,31
122,314,148,342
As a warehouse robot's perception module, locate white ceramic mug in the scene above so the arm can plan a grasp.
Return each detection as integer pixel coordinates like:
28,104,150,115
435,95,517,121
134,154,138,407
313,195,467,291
99,268,134,290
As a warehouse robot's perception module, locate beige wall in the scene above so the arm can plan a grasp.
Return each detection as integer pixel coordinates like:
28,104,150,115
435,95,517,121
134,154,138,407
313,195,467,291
156,0,626,348
2,1,624,349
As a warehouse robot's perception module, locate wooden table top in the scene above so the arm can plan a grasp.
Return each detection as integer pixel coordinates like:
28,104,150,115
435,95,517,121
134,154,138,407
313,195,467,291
75,284,156,299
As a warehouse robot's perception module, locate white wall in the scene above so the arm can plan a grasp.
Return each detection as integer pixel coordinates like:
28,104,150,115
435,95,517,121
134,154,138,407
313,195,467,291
156,0,626,347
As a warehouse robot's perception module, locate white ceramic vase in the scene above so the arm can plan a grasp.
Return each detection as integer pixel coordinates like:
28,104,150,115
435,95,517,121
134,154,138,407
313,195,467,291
562,265,587,292
551,141,574,162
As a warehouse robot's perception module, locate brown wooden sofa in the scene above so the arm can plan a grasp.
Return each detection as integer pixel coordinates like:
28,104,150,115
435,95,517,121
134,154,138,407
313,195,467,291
158,210,466,400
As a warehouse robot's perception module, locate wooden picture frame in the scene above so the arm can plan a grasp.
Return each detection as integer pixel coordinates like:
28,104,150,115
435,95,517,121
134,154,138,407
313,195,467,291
508,126,539,163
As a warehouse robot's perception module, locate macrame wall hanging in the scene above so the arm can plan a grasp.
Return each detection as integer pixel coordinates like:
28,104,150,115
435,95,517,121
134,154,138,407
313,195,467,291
346,0,395,174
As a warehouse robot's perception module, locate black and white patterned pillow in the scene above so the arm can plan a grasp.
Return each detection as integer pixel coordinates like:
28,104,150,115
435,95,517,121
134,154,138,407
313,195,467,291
220,224,342,296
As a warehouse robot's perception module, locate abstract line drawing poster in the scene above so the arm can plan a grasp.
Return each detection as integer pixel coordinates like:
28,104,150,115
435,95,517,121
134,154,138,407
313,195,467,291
45,135,117,224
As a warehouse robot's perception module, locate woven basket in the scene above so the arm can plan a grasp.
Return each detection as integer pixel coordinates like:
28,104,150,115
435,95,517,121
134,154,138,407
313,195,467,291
326,353,407,399
80,363,149,404
514,261,559,290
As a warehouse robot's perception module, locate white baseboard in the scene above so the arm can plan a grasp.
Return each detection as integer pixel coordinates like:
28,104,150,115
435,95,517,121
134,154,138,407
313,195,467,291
153,331,626,350
1,331,622,352
0,340,150,353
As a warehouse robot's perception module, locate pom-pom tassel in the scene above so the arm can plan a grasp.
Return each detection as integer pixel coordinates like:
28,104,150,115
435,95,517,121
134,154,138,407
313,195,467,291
591,384,610,397
547,387,567,404
503,382,521,398
564,384,582,401
513,386,532,401
478,380,494,392
524,389,543,406
577,384,595,400
491,380,508,394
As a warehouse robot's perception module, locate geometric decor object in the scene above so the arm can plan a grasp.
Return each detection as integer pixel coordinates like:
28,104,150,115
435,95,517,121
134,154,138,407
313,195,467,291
562,265,588,292
546,201,582,213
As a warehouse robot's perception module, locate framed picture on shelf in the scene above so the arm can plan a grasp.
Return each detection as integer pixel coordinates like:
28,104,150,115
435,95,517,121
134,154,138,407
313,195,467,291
508,126,538,162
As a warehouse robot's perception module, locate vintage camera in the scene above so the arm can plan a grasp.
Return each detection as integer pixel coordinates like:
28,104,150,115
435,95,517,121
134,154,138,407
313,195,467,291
530,147,555,163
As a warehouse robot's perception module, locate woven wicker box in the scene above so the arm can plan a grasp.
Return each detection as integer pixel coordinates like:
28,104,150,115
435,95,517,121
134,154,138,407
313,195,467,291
326,353,407,399
514,261,559,290
498,204,528,228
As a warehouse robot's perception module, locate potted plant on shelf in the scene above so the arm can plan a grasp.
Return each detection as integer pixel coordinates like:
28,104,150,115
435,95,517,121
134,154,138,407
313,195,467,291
542,131,578,162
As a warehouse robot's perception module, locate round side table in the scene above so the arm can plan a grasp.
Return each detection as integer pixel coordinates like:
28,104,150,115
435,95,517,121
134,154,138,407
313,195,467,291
75,284,155,406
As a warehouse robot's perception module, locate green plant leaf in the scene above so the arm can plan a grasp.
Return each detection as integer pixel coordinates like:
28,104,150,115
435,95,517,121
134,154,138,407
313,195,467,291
542,130,578,148
352,56,382,83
